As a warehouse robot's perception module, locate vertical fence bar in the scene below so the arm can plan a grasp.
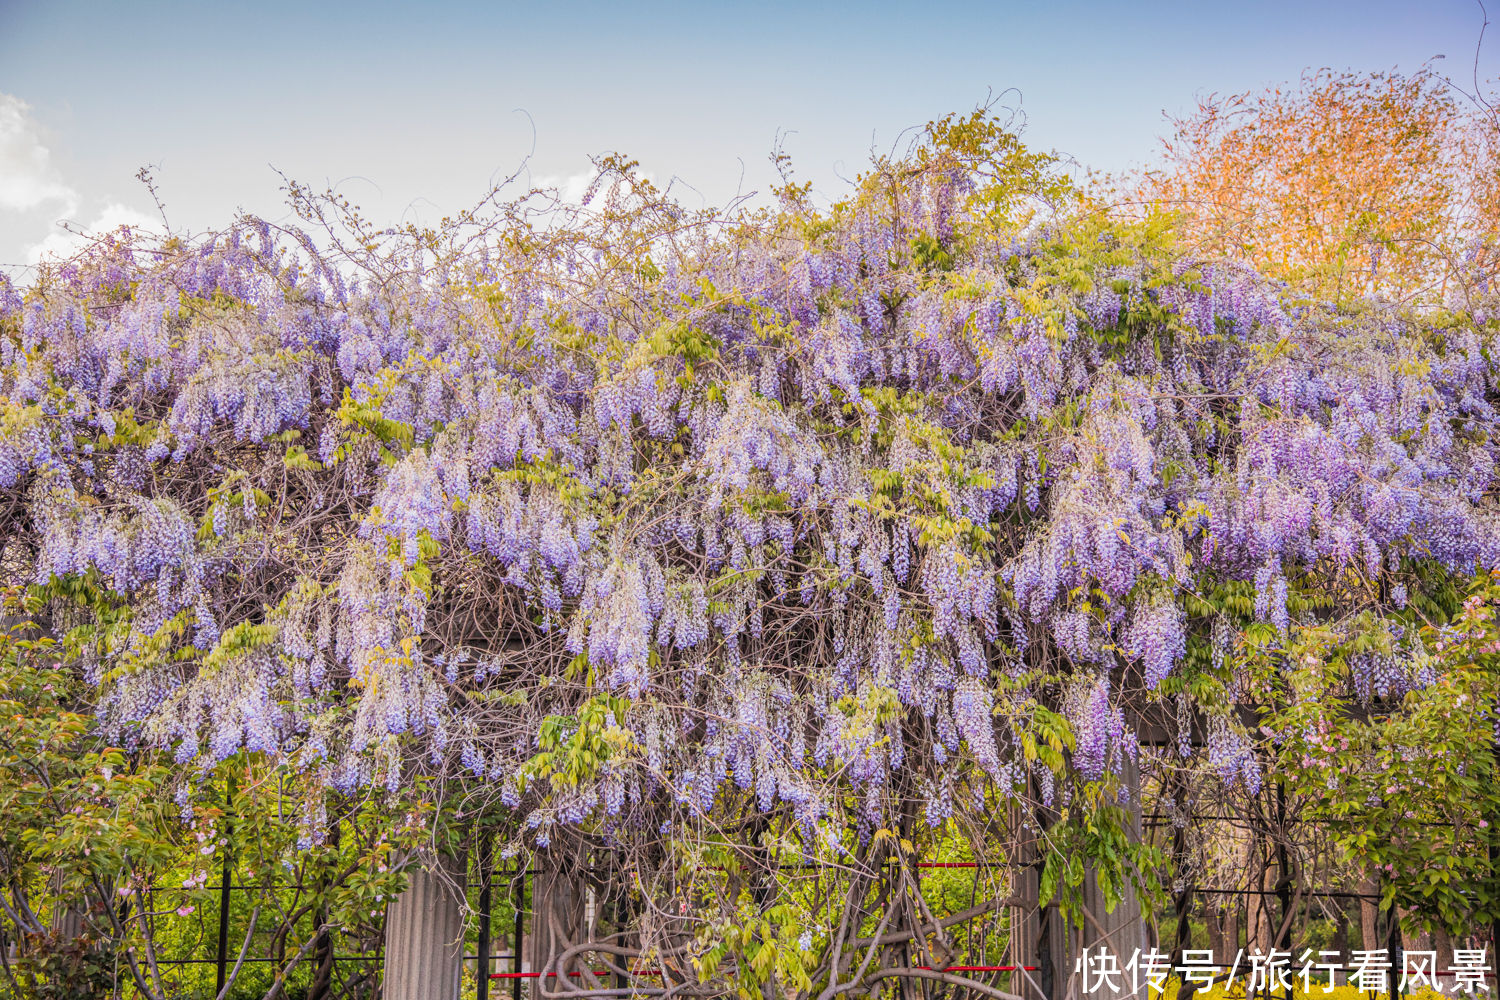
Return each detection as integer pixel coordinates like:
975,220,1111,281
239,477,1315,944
512,869,524,1000
477,834,492,1000
1275,785,1293,1000
1491,730,1500,995
1388,885,1404,1000
214,773,236,998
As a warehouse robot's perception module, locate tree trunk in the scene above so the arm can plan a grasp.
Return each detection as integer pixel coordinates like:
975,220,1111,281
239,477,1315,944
1206,899,1240,960
1205,908,1224,962
383,851,466,1000
1431,924,1456,992
1166,774,1196,1000
1244,850,1275,957
1331,913,1350,966
1358,876,1381,952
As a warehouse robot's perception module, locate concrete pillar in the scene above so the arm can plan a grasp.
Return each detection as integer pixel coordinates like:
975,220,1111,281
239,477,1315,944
48,873,85,940
383,851,466,1000
1022,791,1069,1000
525,866,585,981
1075,754,1147,1000
1010,803,1045,1000
48,904,85,941
1038,897,1067,1000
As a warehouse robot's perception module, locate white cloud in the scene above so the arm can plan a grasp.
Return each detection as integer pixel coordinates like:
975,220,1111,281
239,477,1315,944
531,167,660,207
0,93,78,215
0,92,159,269
531,169,601,205
25,202,159,265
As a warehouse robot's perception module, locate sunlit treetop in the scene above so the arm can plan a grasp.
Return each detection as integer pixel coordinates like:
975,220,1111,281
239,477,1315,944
1133,66,1500,306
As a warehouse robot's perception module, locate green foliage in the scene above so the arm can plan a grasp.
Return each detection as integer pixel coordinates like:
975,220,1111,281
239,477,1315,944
1259,572,1500,937
521,693,633,792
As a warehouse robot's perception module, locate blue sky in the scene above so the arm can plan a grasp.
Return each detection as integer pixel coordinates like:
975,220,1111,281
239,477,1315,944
2,0,1497,268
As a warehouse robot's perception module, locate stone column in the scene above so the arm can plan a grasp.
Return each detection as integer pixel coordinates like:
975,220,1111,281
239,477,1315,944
383,851,466,1000
48,872,85,940
1009,803,1045,1000
48,903,85,941
1076,754,1148,1000
525,865,585,983
1037,897,1067,1000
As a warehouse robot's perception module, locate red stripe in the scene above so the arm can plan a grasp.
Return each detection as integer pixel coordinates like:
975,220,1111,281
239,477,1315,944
488,966,1037,979
913,966,1038,972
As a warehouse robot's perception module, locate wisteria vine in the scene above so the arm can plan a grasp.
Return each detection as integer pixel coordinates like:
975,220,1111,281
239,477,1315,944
3,114,1498,976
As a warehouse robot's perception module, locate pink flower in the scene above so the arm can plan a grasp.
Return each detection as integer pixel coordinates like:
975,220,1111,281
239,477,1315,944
176,905,195,917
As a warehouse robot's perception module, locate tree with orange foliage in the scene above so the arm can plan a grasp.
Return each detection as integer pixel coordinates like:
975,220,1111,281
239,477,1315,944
1134,65,1500,305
